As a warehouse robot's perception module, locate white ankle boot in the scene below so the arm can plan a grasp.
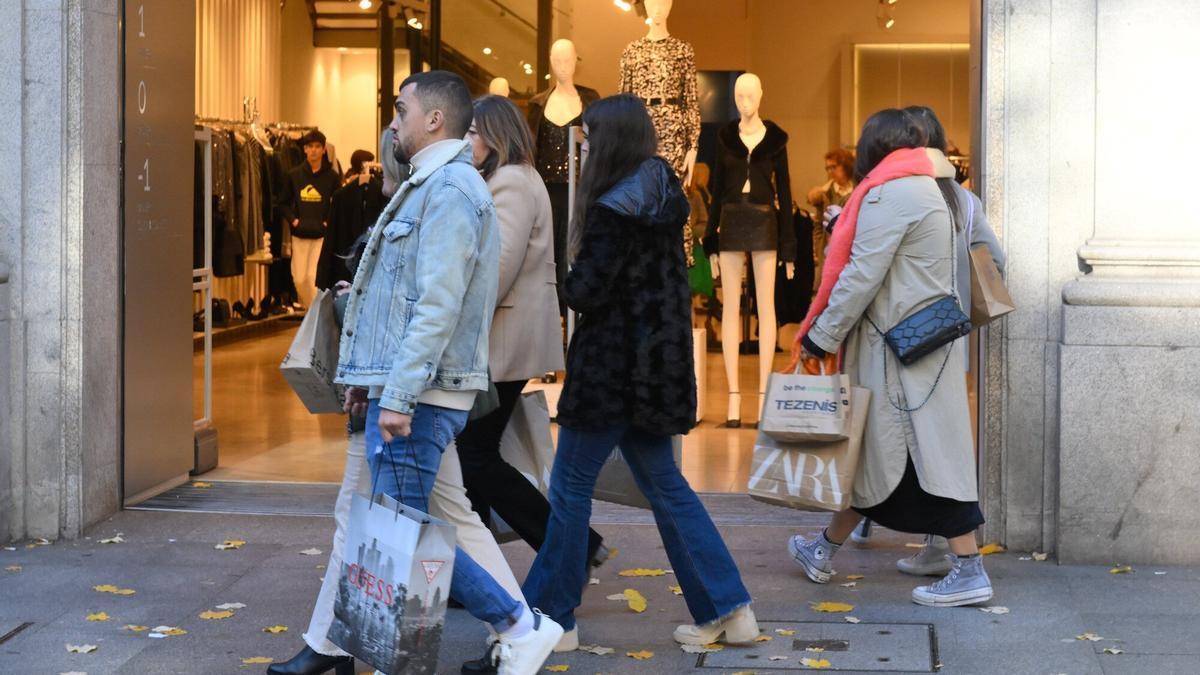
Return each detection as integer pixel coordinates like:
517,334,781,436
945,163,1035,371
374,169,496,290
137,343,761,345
673,605,760,646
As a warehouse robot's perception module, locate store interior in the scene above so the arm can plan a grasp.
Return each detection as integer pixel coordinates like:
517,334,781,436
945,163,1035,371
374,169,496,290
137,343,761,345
189,0,975,492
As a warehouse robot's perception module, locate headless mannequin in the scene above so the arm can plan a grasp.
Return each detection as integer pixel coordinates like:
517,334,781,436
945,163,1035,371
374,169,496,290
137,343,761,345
544,39,583,126
711,74,794,426
488,77,511,97
643,0,697,187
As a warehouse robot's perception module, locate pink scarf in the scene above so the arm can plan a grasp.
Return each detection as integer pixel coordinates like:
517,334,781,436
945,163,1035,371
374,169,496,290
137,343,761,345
789,147,935,370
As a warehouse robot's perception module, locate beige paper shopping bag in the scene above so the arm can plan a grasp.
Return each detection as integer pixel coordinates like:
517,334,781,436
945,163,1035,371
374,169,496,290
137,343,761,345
969,244,1015,327
747,386,870,512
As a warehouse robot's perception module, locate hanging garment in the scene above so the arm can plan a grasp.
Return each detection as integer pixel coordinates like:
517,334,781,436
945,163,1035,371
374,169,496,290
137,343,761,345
618,37,700,181
775,207,815,325
316,177,384,291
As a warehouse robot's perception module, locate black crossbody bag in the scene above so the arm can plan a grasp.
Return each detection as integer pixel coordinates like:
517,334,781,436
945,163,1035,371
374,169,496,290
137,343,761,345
864,191,971,411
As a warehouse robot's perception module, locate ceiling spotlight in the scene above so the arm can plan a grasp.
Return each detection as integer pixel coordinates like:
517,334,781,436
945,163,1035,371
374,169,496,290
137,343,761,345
877,2,896,29
358,0,371,9
614,0,632,11
888,0,899,4
407,17,423,30
885,17,895,28
482,47,492,55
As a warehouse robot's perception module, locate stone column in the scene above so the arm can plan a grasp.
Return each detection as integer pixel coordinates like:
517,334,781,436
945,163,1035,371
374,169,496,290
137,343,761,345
0,1,122,541
1055,0,1200,565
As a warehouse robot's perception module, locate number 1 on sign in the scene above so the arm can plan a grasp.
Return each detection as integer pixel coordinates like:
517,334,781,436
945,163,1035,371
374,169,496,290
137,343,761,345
142,158,150,191
138,5,145,38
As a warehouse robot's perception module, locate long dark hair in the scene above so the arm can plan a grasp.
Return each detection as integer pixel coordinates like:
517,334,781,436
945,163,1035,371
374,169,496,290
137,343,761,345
854,108,927,181
569,94,658,259
903,105,962,230
472,95,535,181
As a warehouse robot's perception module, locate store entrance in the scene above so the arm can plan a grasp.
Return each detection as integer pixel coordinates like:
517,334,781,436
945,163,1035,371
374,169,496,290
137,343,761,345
129,0,986,505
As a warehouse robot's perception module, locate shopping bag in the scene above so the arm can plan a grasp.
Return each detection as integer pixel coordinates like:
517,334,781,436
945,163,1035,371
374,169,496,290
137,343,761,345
747,386,870,512
280,288,343,413
327,492,456,675
488,390,556,542
593,436,683,509
759,360,851,443
968,244,1015,327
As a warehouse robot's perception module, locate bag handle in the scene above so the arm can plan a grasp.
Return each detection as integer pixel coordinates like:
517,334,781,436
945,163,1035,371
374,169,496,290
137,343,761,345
368,413,433,525
795,353,839,376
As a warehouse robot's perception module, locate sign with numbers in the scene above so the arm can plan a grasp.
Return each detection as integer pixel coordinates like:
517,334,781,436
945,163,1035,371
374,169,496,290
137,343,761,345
122,1,197,500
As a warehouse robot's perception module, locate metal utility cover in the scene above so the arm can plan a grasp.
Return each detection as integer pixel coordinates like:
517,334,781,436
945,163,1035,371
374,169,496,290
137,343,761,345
699,621,937,672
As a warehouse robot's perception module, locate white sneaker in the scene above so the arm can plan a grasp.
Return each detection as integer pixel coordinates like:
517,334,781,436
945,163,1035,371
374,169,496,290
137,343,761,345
673,605,760,646
554,627,578,653
494,610,564,675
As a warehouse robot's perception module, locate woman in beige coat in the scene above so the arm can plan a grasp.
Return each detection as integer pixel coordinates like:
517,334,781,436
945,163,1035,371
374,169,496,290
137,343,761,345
457,95,607,589
787,109,993,608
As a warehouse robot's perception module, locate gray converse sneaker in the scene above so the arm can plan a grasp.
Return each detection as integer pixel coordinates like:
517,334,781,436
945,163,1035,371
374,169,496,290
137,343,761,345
788,533,838,584
897,535,953,576
911,554,993,607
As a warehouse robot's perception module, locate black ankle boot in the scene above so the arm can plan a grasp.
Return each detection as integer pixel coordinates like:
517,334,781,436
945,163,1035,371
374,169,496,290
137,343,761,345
266,645,353,675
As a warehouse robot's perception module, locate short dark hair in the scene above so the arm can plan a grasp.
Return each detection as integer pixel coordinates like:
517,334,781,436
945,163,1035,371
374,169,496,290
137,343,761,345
854,108,927,180
300,130,326,147
398,70,473,138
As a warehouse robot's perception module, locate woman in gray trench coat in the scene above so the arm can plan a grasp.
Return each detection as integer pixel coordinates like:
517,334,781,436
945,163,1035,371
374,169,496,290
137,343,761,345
787,109,994,608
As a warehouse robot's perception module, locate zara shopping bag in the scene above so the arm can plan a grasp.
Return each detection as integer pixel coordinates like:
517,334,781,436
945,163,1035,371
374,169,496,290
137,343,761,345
592,436,684,509
747,385,870,512
280,288,343,413
327,492,456,675
760,362,852,443
487,390,556,542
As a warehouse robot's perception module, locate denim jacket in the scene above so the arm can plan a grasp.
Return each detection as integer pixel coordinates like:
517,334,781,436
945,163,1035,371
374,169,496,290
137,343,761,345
335,141,499,414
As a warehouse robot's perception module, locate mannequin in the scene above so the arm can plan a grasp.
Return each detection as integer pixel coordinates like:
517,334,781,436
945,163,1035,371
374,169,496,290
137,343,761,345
618,0,700,187
488,77,511,97
528,39,600,318
706,73,797,427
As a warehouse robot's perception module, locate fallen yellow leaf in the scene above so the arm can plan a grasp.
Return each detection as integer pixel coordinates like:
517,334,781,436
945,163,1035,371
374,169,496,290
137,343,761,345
626,650,654,660
846,575,864,580
775,629,796,636
1032,552,1049,561
668,585,683,595
199,610,235,620
811,601,855,613
623,588,647,613
1076,633,1104,642
1109,565,1133,574
807,647,826,653
215,539,246,551
93,584,136,596
754,634,772,642
618,568,667,577
263,625,289,634
242,657,274,664
85,612,110,622
4,565,20,573
122,625,149,632
545,666,570,672
192,482,212,488
65,644,98,654
156,627,187,636
801,657,832,669
608,548,618,558
979,543,1005,555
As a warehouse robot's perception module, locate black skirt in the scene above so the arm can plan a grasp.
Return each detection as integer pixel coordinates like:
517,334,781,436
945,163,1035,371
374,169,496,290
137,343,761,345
718,198,777,252
853,454,984,539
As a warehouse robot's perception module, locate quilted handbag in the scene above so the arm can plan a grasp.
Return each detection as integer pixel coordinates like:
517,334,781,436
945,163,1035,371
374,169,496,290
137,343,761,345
881,295,970,366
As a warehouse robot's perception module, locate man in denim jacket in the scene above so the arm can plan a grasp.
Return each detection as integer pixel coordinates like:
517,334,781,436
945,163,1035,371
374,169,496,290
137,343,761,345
336,71,562,674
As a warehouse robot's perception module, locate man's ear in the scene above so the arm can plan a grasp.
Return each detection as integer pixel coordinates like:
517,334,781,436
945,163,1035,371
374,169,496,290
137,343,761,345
427,109,444,133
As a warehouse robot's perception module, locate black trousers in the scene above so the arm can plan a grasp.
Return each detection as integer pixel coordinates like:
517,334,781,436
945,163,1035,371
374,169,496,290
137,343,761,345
457,380,604,561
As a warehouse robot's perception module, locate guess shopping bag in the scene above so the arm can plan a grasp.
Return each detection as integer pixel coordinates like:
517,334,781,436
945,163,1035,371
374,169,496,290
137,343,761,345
280,288,343,413
327,492,456,675
760,360,852,443
748,385,870,512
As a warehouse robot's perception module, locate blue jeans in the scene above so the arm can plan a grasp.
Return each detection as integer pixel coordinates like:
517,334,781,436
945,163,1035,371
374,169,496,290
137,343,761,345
365,400,523,630
522,425,752,630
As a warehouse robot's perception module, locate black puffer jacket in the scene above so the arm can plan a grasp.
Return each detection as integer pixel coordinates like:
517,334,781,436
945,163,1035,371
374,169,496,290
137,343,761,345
556,157,696,435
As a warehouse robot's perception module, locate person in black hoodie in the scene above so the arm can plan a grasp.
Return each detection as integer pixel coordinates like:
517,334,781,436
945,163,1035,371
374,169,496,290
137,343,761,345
279,130,340,308
521,94,760,651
